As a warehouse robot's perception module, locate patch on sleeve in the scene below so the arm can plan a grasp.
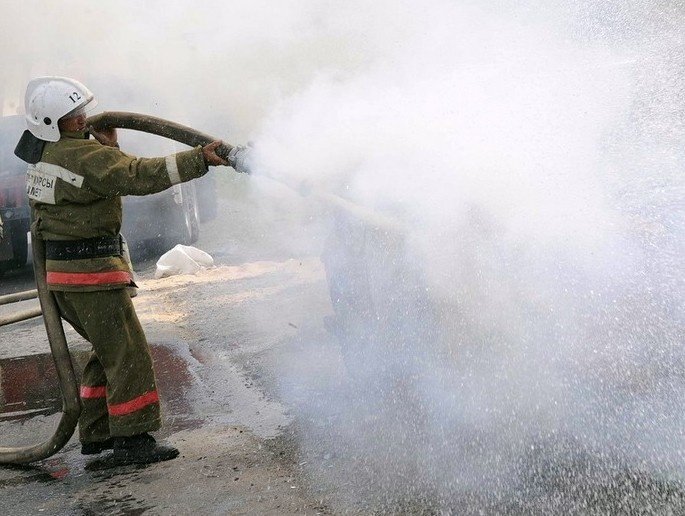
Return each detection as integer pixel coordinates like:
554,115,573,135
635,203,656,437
165,155,181,185
26,162,85,204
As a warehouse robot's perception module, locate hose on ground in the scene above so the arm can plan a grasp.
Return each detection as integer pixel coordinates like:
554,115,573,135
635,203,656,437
0,232,81,465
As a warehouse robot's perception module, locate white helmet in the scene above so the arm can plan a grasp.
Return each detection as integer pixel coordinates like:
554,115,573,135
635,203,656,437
24,76,97,142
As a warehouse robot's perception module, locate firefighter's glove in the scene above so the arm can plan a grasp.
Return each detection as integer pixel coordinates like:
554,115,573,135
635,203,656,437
227,145,253,174
202,141,229,167
88,125,119,148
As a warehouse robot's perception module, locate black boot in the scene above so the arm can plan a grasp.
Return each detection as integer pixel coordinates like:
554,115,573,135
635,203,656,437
110,433,179,466
81,437,114,455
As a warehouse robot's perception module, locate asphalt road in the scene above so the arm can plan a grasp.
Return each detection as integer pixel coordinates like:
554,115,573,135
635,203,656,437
2,187,685,515
0,188,338,515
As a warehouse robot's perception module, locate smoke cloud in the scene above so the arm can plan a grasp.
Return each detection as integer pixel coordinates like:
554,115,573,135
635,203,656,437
250,1,685,510
3,0,684,511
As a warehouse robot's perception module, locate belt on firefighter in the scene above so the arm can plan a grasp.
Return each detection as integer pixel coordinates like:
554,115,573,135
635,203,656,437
45,236,123,260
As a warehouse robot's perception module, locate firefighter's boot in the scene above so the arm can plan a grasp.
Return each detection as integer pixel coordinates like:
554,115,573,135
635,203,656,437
111,433,179,466
81,438,114,455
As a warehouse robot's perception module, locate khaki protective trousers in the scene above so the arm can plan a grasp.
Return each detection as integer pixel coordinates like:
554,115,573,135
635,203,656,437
53,289,161,443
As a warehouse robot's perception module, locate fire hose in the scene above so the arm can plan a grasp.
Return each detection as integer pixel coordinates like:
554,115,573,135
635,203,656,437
86,112,404,232
0,289,41,327
0,233,80,464
0,111,402,465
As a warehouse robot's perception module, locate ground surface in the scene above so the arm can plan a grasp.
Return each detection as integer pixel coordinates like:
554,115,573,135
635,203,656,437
0,185,337,515
1,181,685,515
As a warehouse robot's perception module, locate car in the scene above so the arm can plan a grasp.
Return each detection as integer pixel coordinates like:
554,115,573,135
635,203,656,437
0,116,31,276
119,134,217,258
123,180,201,256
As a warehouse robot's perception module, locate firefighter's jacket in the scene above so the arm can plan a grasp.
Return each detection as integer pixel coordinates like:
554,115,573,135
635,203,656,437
27,131,207,291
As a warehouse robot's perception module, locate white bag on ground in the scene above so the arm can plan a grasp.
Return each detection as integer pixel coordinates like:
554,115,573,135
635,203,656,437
155,244,214,279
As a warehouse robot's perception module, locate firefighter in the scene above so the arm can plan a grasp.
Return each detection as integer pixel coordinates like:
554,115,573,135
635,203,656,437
19,76,238,467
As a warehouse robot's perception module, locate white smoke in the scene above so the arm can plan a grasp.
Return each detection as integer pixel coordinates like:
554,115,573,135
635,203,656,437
3,0,684,510
249,0,685,510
